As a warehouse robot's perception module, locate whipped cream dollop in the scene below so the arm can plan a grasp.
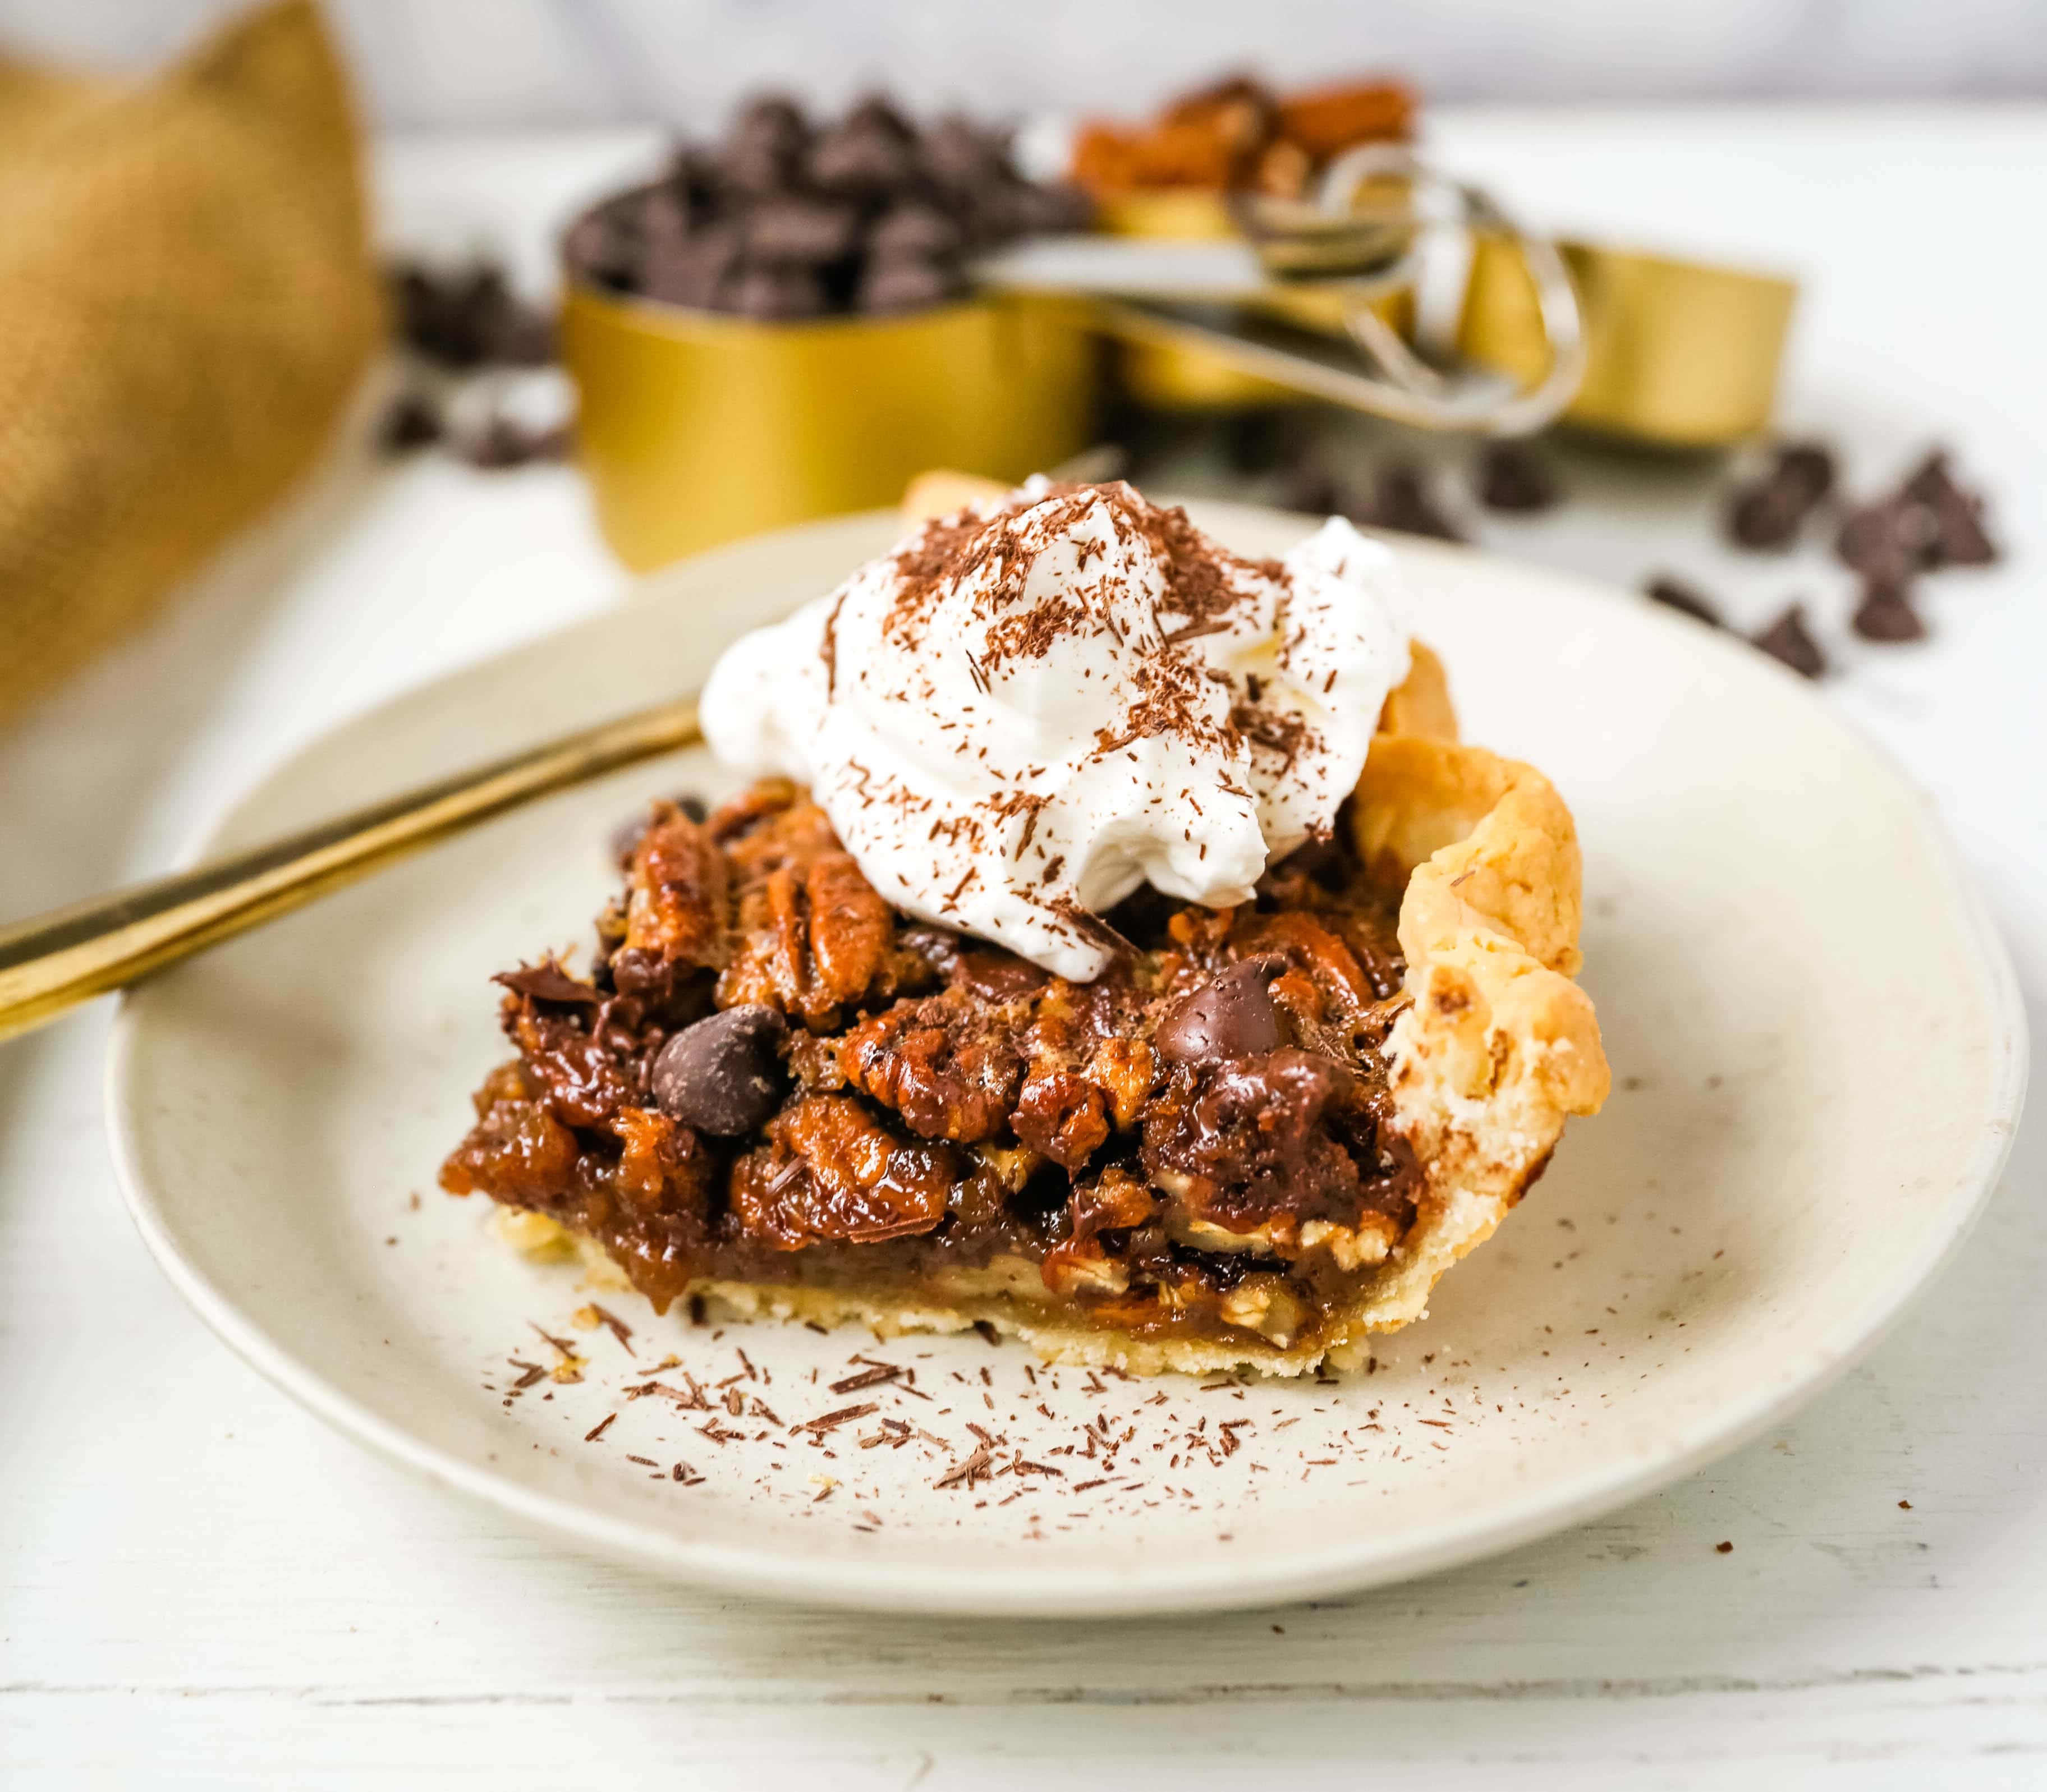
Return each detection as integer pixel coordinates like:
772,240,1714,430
700,479,1411,980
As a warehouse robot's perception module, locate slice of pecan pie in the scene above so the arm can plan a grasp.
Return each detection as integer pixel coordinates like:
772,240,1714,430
441,513,1608,1375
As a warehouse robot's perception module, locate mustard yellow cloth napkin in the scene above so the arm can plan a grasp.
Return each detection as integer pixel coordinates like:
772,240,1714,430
0,0,380,729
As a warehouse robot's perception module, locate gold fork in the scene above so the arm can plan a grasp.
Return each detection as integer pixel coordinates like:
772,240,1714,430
0,699,701,1043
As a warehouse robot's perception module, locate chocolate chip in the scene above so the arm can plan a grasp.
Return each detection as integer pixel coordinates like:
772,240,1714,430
564,206,642,292
389,262,555,370
1852,582,1927,642
1775,443,1837,506
901,927,1050,1003
566,94,1072,323
1477,444,1559,512
867,204,963,261
665,145,725,204
729,264,827,321
1925,485,1998,567
389,263,488,366
719,95,809,196
377,389,441,453
640,224,741,310
1223,408,1317,477
1360,464,1465,542
1267,833,1349,893
1725,440,1837,549
733,94,809,146
856,254,962,314
1750,604,1825,678
639,183,694,250
1280,465,1341,516
807,120,917,196
1726,483,1806,549
919,114,1011,192
458,416,572,468
1644,576,1721,627
484,305,556,368
1901,452,1998,566
843,94,916,144
1154,954,1289,1064
746,199,861,265
1835,497,1939,586
652,1005,788,1134
1900,451,1955,507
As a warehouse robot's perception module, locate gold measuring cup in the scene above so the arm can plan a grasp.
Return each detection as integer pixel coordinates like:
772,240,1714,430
566,144,1797,571
1043,142,1795,447
1458,234,1797,448
564,287,1098,571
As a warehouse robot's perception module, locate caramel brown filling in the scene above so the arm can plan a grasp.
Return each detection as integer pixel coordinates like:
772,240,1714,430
441,779,1421,1353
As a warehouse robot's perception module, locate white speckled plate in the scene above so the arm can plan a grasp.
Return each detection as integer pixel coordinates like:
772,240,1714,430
105,503,2026,1616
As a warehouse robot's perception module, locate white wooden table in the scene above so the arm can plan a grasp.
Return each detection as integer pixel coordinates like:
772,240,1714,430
3,109,2043,1789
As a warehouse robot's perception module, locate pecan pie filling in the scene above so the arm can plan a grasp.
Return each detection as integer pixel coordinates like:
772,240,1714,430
442,778,1422,1353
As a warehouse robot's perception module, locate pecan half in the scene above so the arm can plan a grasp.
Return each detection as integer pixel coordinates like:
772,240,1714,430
723,792,841,895
623,803,729,970
706,775,800,843
720,851,920,1028
840,993,1024,1142
806,852,894,1006
1011,1067,1110,1171
731,1095,956,1248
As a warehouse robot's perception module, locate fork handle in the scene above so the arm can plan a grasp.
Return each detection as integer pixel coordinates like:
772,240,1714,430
0,698,703,1044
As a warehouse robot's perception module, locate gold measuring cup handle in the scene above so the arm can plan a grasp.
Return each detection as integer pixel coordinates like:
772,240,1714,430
1004,145,1590,436
1303,144,1587,437
0,699,703,1043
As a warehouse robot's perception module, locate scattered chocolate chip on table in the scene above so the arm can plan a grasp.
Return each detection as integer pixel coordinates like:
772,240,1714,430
457,417,572,469
1851,582,1927,642
1644,576,1722,627
1724,440,1835,549
1901,451,1998,566
1751,603,1826,678
390,262,556,370
1362,464,1466,542
1478,443,1561,513
378,390,443,454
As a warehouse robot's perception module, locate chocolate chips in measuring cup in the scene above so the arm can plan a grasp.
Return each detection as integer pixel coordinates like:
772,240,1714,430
564,94,1091,321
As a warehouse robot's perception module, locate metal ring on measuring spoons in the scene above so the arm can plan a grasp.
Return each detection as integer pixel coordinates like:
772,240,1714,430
1310,144,1586,436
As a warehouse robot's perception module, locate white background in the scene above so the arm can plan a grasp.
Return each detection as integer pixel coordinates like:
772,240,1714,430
2,90,2046,1792
2,0,2045,123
